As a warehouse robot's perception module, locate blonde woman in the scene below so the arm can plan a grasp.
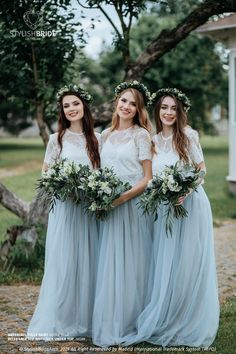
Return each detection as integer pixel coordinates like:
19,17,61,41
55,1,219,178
92,81,153,347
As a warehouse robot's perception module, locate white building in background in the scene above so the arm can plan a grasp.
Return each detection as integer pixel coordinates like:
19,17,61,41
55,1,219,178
197,13,236,195
211,105,221,122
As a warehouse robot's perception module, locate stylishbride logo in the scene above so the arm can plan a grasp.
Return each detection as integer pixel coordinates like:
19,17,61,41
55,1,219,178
23,10,43,30
10,10,59,38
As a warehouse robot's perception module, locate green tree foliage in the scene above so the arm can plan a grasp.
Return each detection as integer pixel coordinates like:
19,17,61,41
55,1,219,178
78,0,164,74
0,0,84,134
154,0,202,18
69,48,124,105
131,13,228,132
78,9,227,132
0,0,231,134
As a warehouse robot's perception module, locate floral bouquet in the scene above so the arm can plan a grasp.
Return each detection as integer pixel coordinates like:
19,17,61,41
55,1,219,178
37,158,90,211
139,161,205,236
83,167,131,220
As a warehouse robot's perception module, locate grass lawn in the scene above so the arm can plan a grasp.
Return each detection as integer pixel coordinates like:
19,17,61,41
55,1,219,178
0,137,44,168
0,135,236,241
213,296,236,354
126,297,236,354
201,135,236,220
0,138,44,241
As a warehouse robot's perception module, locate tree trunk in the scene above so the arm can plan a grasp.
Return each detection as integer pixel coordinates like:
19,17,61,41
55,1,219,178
126,0,236,80
93,100,114,129
35,100,48,146
0,182,29,222
0,183,48,257
31,42,49,147
0,183,48,226
92,1,236,126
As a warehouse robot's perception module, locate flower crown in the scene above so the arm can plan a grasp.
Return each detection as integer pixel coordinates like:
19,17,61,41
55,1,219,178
114,80,151,105
56,84,93,104
151,88,191,112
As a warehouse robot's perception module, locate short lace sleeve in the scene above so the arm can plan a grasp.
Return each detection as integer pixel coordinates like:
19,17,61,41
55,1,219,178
152,135,158,154
101,128,111,147
152,135,158,144
94,132,101,152
186,127,204,164
44,133,60,166
135,128,152,161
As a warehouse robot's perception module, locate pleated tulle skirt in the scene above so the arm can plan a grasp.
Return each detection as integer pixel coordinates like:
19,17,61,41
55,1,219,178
92,197,153,347
123,186,219,348
27,199,99,340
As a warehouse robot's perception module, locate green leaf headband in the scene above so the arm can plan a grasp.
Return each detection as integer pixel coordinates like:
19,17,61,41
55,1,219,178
114,80,151,106
56,84,93,104
151,88,191,112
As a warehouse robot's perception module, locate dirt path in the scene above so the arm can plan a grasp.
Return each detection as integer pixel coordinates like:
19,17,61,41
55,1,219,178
0,220,235,353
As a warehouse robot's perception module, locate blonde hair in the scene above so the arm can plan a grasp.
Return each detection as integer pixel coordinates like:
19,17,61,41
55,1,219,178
111,88,152,133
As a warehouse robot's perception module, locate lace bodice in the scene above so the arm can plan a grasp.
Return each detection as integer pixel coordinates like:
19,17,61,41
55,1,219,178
152,126,204,175
44,129,100,169
100,125,152,185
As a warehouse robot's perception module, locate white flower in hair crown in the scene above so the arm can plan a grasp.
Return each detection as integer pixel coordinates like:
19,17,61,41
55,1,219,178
114,80,151,105
151,88,191,112
56,84,93,103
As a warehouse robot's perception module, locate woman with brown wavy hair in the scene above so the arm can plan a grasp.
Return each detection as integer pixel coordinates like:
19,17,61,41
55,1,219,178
92,81,153,347
27,85,100,340
124,88,219,348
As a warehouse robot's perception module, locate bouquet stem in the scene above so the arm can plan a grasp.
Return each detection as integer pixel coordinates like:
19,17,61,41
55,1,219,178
174,205,188,218
165,204,188,237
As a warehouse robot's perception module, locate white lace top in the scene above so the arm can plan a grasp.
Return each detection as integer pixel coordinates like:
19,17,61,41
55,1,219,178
44,129,101,169
100,125,152,186
152,126,204,175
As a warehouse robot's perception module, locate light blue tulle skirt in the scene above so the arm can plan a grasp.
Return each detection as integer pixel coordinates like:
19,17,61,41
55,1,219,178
27,199,99,340
123,186,219,348
92,197,153,347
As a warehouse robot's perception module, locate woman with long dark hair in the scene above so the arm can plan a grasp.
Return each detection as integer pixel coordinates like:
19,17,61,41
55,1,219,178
27,85,100,340
124,88,219,348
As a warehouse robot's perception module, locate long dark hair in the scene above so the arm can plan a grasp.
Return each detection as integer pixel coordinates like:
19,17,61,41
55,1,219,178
154,95,189,162
57,91,100,168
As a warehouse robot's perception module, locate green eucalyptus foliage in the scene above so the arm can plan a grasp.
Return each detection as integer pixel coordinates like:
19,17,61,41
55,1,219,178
78,6,227,133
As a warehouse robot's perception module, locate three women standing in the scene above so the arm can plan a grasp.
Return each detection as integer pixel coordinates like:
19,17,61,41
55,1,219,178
27,83,219,349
